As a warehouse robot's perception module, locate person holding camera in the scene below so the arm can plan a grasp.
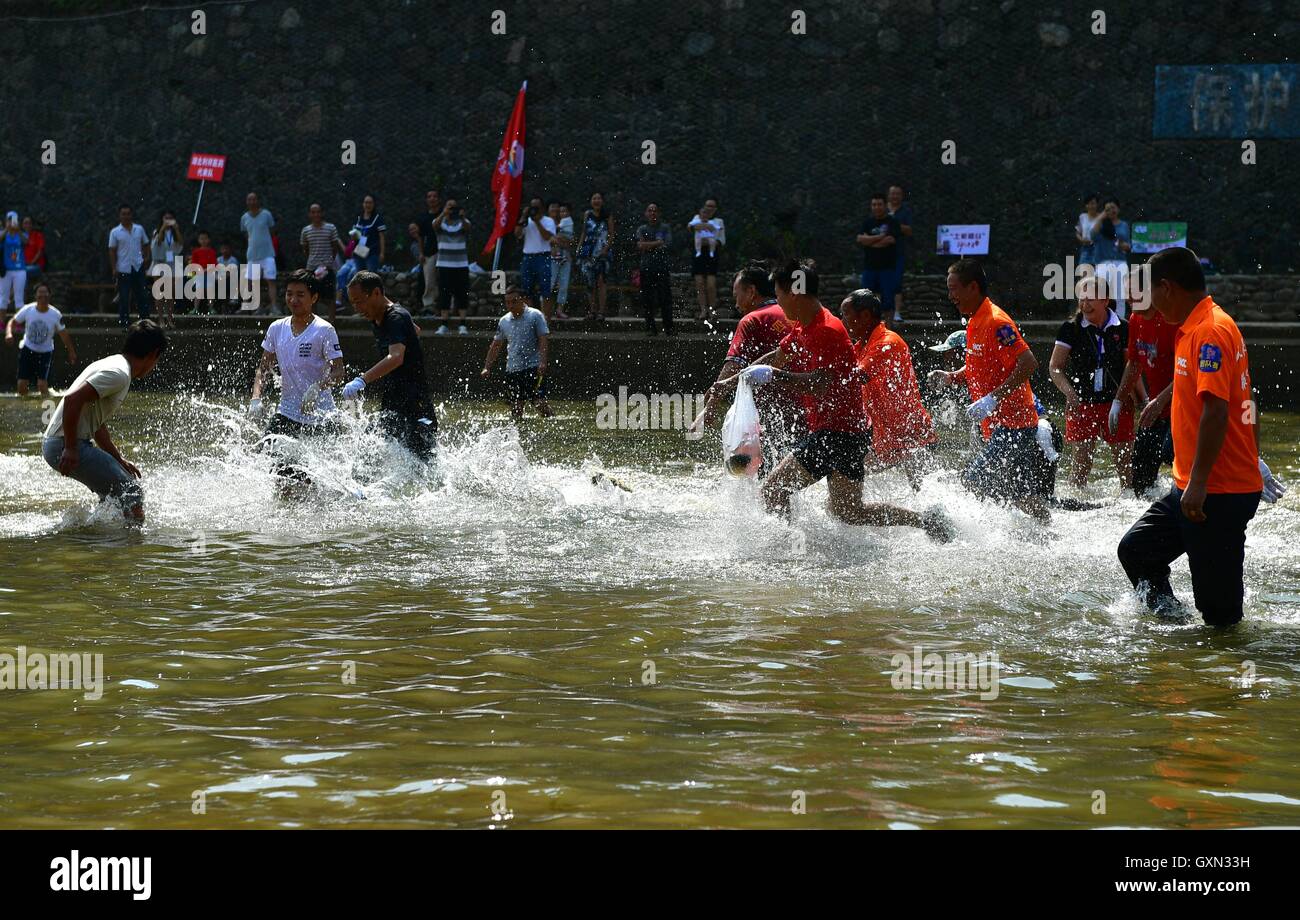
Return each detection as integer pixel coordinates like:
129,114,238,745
515,196,556,317
1089,197,1131,318
149,210,183,327
432,197,472,335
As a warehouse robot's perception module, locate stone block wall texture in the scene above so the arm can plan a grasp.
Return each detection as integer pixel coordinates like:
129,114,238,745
3,0,1298,312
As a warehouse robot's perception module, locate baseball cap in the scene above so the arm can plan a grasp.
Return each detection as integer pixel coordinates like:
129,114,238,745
928,330,967,354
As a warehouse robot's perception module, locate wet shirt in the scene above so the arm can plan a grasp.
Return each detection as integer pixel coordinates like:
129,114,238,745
1126,310,1177,417
728,301,799,421
727,302,793,367
495,306,549,373
261,315,343,424
44,354,131,441
1170,297,1262,494
779,306,868,434
855,322,936,459
371,304,431,417
12,303,64,353
1054,309,1128,404
956,297,1039,437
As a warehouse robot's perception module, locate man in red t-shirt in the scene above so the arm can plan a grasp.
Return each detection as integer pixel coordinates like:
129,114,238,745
1115,287,1178,497
840,287,936,489
710,259,954,542
696,263,804,465
928,258,1050,522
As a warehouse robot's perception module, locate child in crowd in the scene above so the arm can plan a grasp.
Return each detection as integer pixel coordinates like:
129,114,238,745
217,242,240,313
689,209,724,258
189,231,218,315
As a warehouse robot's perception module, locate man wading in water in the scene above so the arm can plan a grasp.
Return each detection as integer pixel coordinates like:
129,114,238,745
710,259,954,543
248,268,347,495
40,320,168,524
342,270,438,462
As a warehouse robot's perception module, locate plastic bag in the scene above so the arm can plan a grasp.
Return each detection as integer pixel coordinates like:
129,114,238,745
721,377,763,477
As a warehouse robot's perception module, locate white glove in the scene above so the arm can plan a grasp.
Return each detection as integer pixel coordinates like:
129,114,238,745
1260,458,1287,504
300,382,323,415
1107,398,1123,435
341,376,366,400
740,364,776,387
1035,419,1059,463
967,393,998,422
247,397,263,417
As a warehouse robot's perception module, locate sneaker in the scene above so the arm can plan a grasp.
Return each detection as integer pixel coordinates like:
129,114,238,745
434,324,448,335
921,505,956,544
458,325,468,335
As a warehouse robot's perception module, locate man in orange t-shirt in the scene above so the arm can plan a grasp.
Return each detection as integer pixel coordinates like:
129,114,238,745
1118,248,1286,626
840,287,936,489
929,259,1050,522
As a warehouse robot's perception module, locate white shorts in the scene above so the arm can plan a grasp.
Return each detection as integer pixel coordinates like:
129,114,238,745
242,257,278,282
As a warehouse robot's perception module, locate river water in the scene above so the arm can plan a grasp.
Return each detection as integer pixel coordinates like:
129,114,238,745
1,391,1298,828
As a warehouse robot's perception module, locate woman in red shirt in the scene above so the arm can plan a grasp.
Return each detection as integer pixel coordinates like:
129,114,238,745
22,216,45,283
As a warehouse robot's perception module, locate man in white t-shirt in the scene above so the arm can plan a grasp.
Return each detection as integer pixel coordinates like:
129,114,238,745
240,191,279,315
481,285,553,420
41,320,168,522
108,204,150,326
249,268,346,492
514,196,556,317
5,281,77,395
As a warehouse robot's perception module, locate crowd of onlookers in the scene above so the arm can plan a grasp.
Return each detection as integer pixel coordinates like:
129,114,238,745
1073,193,1134,317
3,183,934,336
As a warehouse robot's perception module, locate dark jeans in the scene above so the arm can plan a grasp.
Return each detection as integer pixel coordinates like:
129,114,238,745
640,268,673,333
1131,416,1174,497
116,268,150,323
437,266,470,316
1118,486,1261,626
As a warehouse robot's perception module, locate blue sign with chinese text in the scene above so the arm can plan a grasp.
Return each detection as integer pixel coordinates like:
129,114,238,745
1154,64,1297,138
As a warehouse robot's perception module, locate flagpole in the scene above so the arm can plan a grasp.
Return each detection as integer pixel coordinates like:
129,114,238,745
492,238,502,273
192,180,206,225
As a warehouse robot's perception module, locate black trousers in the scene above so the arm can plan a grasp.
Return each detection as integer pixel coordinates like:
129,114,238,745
1131,416,1173,497
378,409,437,462
640,269,673,333
1117,486,1260,626
437,266,469,316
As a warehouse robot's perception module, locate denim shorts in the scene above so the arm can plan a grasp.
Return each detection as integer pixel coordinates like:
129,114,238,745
42,436,143,508
519,253,552,300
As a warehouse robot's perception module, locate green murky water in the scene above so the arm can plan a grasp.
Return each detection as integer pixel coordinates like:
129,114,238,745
1,390,1298,828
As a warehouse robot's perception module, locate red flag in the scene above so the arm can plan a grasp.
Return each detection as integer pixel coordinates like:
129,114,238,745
482,81,527,256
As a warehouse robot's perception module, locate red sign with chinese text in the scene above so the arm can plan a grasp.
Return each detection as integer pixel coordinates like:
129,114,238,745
187,153,227,182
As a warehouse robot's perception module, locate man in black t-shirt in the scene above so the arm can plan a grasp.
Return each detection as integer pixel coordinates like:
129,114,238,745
855,193,901,319
342,270,438,461
1047,293,1134,489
